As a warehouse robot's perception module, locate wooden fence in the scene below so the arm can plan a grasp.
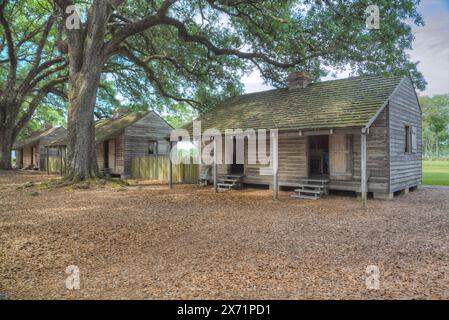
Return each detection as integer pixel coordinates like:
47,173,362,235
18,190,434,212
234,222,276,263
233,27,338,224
131,155,198,183
48,156,66,174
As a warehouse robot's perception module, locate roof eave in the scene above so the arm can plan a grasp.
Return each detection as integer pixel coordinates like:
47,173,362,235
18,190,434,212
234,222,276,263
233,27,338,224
363,76,407,133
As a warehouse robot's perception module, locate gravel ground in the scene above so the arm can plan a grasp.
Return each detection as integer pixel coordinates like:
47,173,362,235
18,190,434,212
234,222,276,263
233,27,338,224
0,171,448,300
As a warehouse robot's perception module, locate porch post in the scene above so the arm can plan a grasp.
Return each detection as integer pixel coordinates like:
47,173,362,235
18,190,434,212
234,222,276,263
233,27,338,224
213,137,218,193
46,147,49,175
169,141,173,189
361,131,367,208
59,146,63,176
272,130,279,200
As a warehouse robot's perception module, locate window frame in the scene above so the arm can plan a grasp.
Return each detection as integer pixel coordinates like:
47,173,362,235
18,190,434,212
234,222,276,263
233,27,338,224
147,140,158,155
404,125,412,154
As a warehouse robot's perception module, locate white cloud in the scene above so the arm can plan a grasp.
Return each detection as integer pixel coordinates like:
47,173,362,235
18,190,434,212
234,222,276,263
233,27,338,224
410,0,449,96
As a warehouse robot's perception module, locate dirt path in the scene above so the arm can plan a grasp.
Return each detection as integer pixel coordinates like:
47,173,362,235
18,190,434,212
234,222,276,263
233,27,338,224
1,171,448,299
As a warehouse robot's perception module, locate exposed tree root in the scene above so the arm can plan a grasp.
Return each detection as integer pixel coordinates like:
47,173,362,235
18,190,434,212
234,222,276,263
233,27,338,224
18,176,129,191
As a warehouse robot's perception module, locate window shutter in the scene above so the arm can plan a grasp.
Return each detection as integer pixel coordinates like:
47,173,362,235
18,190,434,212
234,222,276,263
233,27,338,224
411,126,417,153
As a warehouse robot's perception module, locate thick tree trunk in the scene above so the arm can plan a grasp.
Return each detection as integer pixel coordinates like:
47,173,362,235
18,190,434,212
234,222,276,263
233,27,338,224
0,127,14,170
65,66,102,181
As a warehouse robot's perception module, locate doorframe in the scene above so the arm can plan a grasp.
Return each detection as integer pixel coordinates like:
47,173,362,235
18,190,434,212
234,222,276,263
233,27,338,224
103,140,109,169
20,148,24,168
30,146,34,166
306,134,330,177
227,135,245,175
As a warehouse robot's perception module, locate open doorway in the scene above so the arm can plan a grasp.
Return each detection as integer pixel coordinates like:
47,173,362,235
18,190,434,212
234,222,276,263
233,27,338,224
30,146,34,166
19,148,24,168
308,135,329,177
103,141,109,169
230,136,244,174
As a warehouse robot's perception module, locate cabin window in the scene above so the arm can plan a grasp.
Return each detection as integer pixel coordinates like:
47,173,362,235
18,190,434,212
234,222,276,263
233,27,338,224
147,140,158,155
405,125,412,153
157,140,169,154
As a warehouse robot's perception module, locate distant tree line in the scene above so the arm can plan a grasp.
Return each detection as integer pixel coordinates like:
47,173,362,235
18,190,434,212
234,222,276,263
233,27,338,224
420,94,449,157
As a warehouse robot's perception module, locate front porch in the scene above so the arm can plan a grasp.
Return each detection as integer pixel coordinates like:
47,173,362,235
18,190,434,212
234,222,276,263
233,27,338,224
171,127,379,204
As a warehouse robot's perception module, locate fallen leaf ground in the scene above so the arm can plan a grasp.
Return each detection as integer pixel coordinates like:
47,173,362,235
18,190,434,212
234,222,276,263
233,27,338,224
0,171,448,299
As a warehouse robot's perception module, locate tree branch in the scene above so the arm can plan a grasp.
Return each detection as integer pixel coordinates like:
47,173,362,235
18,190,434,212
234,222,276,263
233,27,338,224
118,47,200,108
14,76,68,134
158,16,300,68
104,0,177,55
0,0,17,91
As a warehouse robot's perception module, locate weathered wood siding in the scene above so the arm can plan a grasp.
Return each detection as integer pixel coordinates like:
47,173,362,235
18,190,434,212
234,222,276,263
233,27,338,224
198,132,307,186
96,135,125,175
48,156,66,173
197,124,391,192
244,133,308,185
96,142,104,171
388,77,422,192
20,144,38,168
131,155,198,183
114,135,125,174
123,111,173,177
38,128,67,170
352,108,389,192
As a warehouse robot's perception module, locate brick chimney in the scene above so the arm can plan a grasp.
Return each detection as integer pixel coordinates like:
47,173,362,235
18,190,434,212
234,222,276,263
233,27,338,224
112,108,129,118
288,71,312,90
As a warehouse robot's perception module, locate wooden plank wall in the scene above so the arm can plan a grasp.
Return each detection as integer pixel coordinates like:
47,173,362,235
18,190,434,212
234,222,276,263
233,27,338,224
131,155,198,183
20,144,39,168
245,134,308,185
48,156,66,173
196,125,390,192
124,112,173,177
353,108,389,192
96,142,104,171
388,78,422,192
114,135,124,174
96,135,124,175
32,128,67,171
198,133,308,186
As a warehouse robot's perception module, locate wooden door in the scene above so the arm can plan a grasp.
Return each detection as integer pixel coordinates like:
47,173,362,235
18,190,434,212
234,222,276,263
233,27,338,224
108,139,116,169
103,141,109,169
329,135,353,180
19,148,24,168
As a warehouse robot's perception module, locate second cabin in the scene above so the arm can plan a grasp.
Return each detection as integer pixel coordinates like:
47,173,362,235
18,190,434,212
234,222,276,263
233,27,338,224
48,109,173,178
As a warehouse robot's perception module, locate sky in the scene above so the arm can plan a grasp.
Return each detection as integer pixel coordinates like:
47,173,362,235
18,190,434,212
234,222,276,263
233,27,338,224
242,0,449,97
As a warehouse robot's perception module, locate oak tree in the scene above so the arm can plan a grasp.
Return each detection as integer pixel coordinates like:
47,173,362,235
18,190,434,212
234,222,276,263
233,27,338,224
0,0,67,169
3,0,425,178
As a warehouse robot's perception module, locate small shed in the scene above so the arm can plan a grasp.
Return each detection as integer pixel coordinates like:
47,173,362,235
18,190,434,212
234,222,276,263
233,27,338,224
13,127,67,171
48,110,173,178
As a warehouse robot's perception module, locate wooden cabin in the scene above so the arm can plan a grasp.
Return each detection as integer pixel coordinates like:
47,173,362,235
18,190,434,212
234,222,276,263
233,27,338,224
185,73,422,200
48,110,173,178
13,127,67,170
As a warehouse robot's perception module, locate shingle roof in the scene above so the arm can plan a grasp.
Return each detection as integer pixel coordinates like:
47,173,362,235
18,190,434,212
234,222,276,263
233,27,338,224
185,75,404,133
94,111,148,142
47,111,149,147
13,127,66,149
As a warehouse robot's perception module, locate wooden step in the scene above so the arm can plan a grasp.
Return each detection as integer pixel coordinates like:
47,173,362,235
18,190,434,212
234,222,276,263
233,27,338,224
295,189,323,195
218,179,238,183
295,184,328,189
300,178,329,184
217,183,233,188
291,194,319,200
221,174,244,179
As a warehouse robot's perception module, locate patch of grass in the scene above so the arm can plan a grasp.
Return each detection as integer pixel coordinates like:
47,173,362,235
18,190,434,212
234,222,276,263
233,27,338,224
423,160,449,186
